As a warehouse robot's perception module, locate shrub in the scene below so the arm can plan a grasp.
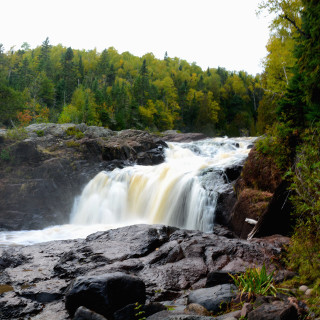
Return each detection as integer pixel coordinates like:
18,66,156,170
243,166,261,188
66,140,80,148
65,127,84,139
255,121,299,172
0,148,10,161
5,128,28,141
286,124,320,284
230,264,277,299
35,130,44,137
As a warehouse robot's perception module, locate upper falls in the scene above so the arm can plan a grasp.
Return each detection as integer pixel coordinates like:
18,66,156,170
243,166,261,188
70,137,254,232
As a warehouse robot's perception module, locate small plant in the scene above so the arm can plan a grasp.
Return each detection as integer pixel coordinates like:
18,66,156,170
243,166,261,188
230,264,277,299
35,130,44,137
5,127,28,141
65,126,84,139
66,140,81,148
0,148,11,161
134,302,146,320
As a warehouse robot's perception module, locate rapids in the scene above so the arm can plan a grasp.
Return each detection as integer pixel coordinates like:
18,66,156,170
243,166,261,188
0,137,254,246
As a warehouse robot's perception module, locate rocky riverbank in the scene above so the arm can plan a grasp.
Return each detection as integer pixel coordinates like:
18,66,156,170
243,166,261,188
0,224,295,320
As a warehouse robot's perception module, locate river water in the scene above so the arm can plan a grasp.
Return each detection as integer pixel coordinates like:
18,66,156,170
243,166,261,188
0,137,254,246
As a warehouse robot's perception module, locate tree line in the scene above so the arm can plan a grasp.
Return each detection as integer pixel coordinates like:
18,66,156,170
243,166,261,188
0,39,262,136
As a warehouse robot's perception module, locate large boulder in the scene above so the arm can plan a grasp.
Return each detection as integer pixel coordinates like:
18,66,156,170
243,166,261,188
65,272,146,318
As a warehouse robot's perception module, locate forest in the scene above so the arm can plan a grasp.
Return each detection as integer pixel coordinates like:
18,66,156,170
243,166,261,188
0,39,262,136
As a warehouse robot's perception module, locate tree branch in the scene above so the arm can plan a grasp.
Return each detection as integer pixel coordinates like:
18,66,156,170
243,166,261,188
281,14,307,37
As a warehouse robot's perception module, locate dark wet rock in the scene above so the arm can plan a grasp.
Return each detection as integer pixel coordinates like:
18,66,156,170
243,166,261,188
102,130,167,164
113,302,166,320
214,189,237,227
65,272,146,318
188,284,238,313
248,181,294,239
205,271,236,288
211,224,235,239
146,310,213,320
247,300,299,320
73,306,108,320
0,291,43,319
10,140,43,165
0,224,291,320
224,165,242,182
0,126,167,231
161,132,208,143
273,270,296,284
0,248,31,270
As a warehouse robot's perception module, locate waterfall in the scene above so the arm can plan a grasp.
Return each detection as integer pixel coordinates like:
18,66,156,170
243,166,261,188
0,137,254,246
70,137,254,232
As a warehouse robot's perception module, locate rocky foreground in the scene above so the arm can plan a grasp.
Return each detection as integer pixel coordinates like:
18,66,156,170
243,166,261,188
0,224,294,320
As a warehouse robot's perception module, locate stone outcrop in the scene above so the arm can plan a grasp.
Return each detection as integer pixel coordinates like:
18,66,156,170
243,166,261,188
0,224,290,319
229,146,293,239
0,124,167,231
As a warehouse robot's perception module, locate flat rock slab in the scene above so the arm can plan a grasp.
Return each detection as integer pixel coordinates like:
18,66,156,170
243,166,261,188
0,224,290,319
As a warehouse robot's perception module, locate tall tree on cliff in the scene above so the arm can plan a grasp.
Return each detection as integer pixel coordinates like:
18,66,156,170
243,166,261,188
277,0,320,127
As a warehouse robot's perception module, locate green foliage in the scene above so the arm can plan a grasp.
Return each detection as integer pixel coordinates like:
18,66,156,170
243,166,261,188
35,130,44,137
230,264,278,299
305,280,320,317
65,140,81,148
65,126,84,139
134,302,146,320
286,125,320,284
5,127,28,141
255,121,298,172
0,148,11,161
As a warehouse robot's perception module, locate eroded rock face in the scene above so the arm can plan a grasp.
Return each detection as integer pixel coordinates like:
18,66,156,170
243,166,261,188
0,125,167,231
230,147,294,239
0,224,290,320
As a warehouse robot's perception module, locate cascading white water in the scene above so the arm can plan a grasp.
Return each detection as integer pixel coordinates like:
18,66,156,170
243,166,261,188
0,137,255,246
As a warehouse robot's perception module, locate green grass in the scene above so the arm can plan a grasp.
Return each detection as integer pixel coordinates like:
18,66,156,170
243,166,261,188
230,264,278,299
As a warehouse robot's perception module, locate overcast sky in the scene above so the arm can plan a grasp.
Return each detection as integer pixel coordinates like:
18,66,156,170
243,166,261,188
1,0,271,75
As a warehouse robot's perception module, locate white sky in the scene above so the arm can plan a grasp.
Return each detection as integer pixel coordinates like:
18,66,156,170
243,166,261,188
1,0,271,75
